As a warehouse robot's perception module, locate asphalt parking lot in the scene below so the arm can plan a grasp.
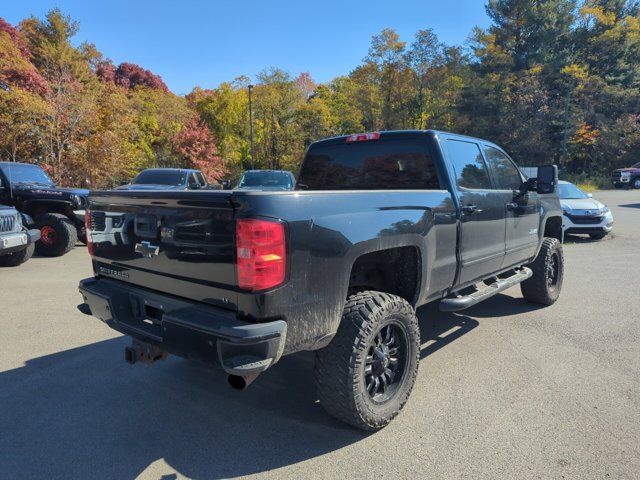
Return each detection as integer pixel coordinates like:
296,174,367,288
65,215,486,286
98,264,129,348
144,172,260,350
1,190,639,480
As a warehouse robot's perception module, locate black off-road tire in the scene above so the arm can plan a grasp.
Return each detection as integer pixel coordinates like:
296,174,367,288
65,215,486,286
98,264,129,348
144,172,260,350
0,242,35,267
314,291,420,430
589,231,607,240
35,213,77,257
521,237,564,306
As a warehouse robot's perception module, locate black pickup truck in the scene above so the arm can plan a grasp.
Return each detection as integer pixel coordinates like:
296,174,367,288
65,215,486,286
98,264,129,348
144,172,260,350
78,130,564,430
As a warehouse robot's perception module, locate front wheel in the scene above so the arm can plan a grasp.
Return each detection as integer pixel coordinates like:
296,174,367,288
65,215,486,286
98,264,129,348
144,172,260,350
0,242,35,267
314,291,420,430
521,237,564,306
632,178,640,189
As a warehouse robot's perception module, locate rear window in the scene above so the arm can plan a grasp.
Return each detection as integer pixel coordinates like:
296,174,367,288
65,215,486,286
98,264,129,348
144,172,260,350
237,171,294,189
298,139,441,190
133,170,186,186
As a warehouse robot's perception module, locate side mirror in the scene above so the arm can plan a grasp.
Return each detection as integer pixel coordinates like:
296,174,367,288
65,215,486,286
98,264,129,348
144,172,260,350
221,180,232,190
120,180,128,186
535,165,558,194
587,193,593,198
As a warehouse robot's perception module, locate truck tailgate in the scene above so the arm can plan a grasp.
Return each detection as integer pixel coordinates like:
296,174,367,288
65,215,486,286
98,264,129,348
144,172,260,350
86,190,238,310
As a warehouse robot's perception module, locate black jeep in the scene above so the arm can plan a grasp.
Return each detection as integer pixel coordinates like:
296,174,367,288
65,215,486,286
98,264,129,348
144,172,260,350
0,162,89,257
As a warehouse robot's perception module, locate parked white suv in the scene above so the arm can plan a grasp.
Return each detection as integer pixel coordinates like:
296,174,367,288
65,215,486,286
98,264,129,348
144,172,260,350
0,205,40,266
558,181,613,240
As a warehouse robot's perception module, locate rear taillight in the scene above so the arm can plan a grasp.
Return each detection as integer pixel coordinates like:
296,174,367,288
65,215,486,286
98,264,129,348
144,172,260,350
84,210,94,256
236,218,286,291
346,132,380,143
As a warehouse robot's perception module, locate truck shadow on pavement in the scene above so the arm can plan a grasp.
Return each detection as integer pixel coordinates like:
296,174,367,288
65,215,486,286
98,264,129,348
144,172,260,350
0,303,500,479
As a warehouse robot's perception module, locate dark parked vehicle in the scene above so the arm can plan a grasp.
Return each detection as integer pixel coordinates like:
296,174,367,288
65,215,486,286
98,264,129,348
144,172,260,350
117,168,210,191
0,204,40,267
611,161,640,189
0,162,87,257
78,130,564,430
236,170,295,190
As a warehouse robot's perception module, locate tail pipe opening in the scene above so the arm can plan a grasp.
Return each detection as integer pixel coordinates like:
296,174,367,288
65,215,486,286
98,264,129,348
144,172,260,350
227,372,260,390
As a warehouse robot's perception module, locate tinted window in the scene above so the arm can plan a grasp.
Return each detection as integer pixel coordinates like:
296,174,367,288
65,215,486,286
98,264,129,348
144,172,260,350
0,163,54,186
195,172,206,185
484,147,522,190
133,170,186,186
299,140,440,190
446,140,492,189
237,171,294,190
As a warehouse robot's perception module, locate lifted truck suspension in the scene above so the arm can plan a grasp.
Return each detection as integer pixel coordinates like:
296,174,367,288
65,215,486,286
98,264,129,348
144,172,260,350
125,340,168,365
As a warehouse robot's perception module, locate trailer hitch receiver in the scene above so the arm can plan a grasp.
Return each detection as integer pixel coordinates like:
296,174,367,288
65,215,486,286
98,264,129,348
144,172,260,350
125,340,168,365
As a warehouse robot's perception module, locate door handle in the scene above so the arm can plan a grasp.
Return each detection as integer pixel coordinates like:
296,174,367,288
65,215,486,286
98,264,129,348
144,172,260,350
506,202,518,210
461,204,481,215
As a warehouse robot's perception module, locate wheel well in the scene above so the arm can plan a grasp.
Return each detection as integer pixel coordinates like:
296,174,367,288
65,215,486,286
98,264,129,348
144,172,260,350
25,202,70,219
348,247,420,305
544,216,563,242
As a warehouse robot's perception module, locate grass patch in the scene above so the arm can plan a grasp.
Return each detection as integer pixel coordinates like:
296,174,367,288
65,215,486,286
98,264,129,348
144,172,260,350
562,172,612,190
576,180,598,192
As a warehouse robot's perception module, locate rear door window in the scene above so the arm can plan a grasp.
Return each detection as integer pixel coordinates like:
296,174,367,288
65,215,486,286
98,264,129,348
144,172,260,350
445,140,492,190
299,139,440,190
483,146,523,190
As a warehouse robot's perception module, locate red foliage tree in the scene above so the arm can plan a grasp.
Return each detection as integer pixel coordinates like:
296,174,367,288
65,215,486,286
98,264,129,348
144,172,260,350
0,17,30,58
295,72,316,99
115,62,168,91
95,60,169,92
0,17,48,95
96,60,116,84
1,68,48,95
174,116,226,181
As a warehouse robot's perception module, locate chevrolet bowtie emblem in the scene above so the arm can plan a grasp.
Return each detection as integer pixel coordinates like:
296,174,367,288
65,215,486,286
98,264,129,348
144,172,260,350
135,241,160,258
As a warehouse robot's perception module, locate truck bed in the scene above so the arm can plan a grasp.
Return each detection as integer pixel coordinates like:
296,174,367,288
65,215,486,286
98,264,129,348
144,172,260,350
86,188,458,352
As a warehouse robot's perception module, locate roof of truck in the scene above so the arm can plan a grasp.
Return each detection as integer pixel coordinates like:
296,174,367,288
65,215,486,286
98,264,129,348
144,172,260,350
138,167,200,173
0,161,41,167
309,130,499,148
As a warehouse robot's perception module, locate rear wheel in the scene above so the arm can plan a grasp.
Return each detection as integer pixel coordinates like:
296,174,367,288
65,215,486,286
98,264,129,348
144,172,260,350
521,238,564,306
35,213,77,257
0,242,35,267
314,291,420,430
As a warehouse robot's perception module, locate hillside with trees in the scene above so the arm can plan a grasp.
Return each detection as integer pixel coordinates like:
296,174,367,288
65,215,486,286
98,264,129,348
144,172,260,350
1,1,639,188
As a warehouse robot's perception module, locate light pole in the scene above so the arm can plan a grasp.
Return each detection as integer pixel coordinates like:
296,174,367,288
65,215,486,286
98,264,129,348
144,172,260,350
248,84,255,170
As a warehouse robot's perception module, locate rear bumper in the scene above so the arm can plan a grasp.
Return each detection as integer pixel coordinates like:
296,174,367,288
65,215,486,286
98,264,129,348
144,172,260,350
78,277,287,376
0,229,40,254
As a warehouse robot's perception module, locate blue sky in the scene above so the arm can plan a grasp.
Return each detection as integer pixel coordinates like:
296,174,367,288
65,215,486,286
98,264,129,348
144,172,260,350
3,1,491,94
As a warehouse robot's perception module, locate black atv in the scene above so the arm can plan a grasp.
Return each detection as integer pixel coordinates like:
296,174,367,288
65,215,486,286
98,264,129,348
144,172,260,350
0,162,88,257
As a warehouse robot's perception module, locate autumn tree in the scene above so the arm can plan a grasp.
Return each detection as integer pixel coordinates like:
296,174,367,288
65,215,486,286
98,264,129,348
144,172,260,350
174,115,226,181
